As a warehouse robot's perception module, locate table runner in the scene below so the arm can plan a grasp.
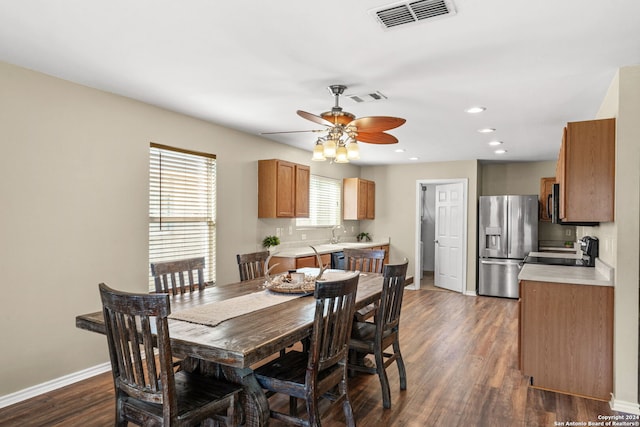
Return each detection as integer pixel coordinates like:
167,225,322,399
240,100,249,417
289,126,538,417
169,289,303,327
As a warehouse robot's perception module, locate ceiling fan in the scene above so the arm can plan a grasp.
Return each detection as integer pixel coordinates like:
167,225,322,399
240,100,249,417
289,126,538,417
262,84,406,163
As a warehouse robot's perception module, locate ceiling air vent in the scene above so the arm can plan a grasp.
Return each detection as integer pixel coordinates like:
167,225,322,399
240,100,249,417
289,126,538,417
370,0,456,30
347,91,387,103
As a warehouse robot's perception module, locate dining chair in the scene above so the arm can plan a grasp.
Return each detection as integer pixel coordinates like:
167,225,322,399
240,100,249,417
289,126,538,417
150,256,209,372
98,283,242,427
253,271,360,427
343,248,385,274
150,256,207,295
236,251,269,282
343,248,386,322
347,259,409,409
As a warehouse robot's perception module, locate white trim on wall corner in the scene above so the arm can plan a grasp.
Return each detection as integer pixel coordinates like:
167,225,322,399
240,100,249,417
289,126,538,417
0,363,111,409
610,396,640,415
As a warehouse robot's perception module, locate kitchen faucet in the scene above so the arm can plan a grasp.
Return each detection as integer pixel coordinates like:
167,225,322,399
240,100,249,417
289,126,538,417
330,224,346,244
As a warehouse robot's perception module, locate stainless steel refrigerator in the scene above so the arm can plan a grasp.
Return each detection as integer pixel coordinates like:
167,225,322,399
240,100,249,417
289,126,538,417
478,195,538,298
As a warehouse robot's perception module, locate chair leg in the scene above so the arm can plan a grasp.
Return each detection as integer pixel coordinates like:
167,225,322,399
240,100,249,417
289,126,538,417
375,350,392,409
306,394,322,427
116,398,127,427
289,396,298,417
393,340,407,390
341,376,356,427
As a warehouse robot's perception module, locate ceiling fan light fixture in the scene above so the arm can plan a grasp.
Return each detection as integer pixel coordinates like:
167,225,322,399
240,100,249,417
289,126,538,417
335,144,349,163
323,138,337,158
347,141,360,160
312,140,326,161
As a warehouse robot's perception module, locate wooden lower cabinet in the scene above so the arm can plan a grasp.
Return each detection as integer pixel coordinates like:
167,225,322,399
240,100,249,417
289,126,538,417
519,280,613,400
269,254,331,274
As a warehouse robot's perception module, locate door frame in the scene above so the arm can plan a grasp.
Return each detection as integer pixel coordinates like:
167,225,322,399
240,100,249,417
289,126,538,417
413,178,468,292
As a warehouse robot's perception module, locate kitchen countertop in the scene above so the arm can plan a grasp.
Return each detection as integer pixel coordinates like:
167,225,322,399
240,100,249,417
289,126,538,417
271,240,390,258
527,251,582,259
518,258,614,287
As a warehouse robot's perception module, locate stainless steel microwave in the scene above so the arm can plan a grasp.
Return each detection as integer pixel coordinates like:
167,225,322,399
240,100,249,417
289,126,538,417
551,183,599,226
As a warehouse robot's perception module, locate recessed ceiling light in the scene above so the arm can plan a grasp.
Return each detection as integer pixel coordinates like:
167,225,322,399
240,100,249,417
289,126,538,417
488,140,503,146
465,106,486,114
409,157,419,161
394,148,406,153
478,128,495,133
495,149,507,154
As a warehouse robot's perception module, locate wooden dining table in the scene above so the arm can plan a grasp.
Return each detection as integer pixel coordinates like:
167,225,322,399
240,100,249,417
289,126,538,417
75,270,385,427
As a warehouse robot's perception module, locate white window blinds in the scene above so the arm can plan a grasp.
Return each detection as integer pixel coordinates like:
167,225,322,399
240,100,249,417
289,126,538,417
149,143,216,289
297,175,341,227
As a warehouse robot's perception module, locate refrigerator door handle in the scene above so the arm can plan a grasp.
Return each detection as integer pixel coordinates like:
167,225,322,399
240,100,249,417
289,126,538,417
479,259,521,266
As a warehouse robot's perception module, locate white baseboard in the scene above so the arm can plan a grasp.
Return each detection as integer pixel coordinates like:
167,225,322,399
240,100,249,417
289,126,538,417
610,396,640,415
464,290,477,296
0,363,111,409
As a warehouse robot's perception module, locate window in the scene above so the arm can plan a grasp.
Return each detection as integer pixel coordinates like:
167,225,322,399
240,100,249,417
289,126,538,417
149,143,216,289
296,175,341,227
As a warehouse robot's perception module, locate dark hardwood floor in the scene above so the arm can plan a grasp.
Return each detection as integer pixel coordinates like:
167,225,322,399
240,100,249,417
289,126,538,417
0,282,623,426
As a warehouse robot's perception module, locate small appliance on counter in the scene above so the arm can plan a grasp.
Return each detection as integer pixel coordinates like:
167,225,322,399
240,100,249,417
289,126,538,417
579,235,599,267
524,236,599,268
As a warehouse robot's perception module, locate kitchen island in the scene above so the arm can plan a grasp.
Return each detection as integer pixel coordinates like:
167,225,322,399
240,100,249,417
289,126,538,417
518,259,614,401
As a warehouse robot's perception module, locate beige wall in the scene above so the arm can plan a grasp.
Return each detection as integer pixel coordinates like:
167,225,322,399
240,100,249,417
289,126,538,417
480,161,555,196
360,161,480,294
579,65,640,408
0,61,360,396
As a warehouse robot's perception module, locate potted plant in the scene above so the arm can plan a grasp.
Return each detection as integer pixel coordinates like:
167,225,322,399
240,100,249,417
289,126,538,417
356,232,371,242
262,235,281,251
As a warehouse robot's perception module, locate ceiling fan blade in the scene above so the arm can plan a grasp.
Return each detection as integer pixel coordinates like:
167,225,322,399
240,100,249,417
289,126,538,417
261,129,325,135
297,110,333,127
349,116,406,133
356,132,399,144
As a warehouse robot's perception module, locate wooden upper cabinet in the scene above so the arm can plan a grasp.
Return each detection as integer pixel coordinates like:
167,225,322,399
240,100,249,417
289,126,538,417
343,178,375,220
294,163,310,217
539,177,556,222
258,159,310,218
556,118,615,223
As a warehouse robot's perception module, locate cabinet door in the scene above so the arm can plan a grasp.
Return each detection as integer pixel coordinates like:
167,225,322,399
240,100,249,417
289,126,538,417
539,177,555,222
556,128,567,220
366,180,375,219
276,161,296,217
295,164,310,218
563,118,615,222
295,256,316,269
357,179,368,219
295,254,330,269
520,280,613,400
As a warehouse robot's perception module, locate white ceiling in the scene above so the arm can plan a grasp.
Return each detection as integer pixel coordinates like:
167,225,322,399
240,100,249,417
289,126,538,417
1,0,639,165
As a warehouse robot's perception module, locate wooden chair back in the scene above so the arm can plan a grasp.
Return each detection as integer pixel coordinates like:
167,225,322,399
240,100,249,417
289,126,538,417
348,259,409,409
343,248,385,273
99,283,241,425
253,272,360,426
99,283,176,409
310,271,360,373
377,260,409,336
236,251,269,282
150,256,206,295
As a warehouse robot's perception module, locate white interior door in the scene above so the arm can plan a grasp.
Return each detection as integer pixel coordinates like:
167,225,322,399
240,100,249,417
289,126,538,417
434,182,464,292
